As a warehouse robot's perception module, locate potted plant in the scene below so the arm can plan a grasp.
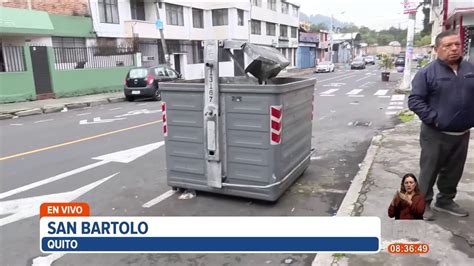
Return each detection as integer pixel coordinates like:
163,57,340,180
380,54,394,82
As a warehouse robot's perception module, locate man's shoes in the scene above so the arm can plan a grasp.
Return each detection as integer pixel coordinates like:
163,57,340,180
433,201,469,217
423,206,435,221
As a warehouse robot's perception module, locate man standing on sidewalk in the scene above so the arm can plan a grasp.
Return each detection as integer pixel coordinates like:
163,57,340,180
408,30,474,220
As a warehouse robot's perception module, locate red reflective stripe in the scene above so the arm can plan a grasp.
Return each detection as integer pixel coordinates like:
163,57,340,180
271,120,281,131
162,114,166,123
163,124,167,134
271,107,281,119
161,102,166,112
271,133,281,143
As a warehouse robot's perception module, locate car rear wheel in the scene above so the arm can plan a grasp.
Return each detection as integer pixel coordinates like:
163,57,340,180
126,95,134,102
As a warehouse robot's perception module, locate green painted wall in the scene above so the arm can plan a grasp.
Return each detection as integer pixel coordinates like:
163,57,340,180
0,47,36,103
50,67,132,98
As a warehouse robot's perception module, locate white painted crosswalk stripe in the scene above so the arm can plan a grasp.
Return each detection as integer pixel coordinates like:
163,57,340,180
320,89,339,95
374,90,388,96
346,89,363,95
388,106,404,110
385,111,398,115
390,102,404,105
391,94,405,101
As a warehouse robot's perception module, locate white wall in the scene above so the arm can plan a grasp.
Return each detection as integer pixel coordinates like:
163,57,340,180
90,0,132,38
448,0,474,17
463,13,474,26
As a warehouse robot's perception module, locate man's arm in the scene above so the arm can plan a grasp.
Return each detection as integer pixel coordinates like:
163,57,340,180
408,71,438,125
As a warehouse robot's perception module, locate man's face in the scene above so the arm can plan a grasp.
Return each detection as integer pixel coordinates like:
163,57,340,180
435,35,462,63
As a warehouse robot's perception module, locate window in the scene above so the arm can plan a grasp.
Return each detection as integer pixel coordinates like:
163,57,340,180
192,8,203,28
212,9,228,26
251,20,261,35
130,0,145,20
166,4,184,26
291,27,297,38
267,0,276,11
155,66,167,77
188,40,204,64
252,0,261,7
237,9,244,26
98,0,119,24
266,22,276,36
166,68,178,78
281,3,289,14
280,25,288,37
52,37,87,64
292,5,299,16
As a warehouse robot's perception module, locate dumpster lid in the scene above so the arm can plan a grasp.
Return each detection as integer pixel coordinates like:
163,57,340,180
243,43,290,83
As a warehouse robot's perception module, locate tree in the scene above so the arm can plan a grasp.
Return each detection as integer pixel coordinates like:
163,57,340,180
415,35,431,47
310,22,328,32
421,7,432,36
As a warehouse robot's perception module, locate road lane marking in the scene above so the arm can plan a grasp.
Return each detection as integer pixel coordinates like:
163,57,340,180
9,123,23,126
0,142,164,199
34,119,54,123
348,95,364,97
391,95,405,101
109,107,122,111
388,106,404,110
346,89,363,95
32,253,65,266
320,89,339,95
374,90,388,96
378,95,391,98
143,190,178,208
317,74,356,83
76,112,91,116
390,102,404,105
355,75,372,82
137,103,148,106
0,172,119,227
0,120,162,161
386,111,398,115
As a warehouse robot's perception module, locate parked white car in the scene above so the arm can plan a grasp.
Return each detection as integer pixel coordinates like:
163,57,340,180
315,61,335,73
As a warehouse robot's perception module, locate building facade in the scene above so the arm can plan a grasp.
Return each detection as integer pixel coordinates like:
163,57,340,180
430,0,474,63
88,0,300,79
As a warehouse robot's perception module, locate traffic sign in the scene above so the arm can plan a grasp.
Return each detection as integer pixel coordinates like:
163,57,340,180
155,19,163,30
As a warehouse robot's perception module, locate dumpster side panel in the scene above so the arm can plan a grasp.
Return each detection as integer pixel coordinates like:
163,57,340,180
225,93,274,186
162,89,207,186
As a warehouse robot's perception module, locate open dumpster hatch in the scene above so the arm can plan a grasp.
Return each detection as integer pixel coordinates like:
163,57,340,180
160,40,316,201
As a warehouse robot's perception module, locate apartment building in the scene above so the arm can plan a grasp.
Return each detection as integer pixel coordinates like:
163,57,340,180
430,0,474,62
250,0,300,67
88,0,299,79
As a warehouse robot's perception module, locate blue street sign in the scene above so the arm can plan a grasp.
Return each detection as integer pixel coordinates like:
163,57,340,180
155,20,163,30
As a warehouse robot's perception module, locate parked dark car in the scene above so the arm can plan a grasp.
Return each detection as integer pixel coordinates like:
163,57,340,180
350,57,366,69
124,65,181,101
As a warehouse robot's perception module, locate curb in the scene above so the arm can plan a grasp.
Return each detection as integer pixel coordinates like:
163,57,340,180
312,134,383,265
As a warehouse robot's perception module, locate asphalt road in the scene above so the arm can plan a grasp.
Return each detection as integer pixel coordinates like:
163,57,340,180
0,65,404,265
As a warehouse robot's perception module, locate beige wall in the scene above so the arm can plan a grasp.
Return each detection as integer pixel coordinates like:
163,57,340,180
365,46,433,55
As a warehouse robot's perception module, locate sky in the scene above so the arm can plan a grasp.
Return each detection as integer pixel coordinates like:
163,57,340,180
295,0,425,31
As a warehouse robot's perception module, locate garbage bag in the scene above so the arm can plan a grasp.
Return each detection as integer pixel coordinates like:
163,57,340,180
243,43,290,83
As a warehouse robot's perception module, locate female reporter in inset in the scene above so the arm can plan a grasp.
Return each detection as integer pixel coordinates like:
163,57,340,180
388,173,426,220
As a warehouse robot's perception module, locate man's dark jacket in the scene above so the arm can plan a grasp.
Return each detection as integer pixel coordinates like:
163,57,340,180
408,59,474,132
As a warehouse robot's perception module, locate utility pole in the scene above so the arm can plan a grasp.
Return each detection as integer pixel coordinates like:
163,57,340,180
401,12,416,89
329,15,334,63
155,0,170,65
401,2,423,90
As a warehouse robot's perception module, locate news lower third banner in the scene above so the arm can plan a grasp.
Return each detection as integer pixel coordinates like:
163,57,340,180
39,203,381,253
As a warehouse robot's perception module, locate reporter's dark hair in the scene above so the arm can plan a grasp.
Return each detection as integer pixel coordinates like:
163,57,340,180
435,30,459,48
400,173,420,193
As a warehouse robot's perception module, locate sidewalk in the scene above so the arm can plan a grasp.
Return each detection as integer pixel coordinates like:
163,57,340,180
314,119,474,265
0,68,317,120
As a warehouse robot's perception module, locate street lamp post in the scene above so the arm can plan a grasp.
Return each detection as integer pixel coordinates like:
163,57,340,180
329,12,345,64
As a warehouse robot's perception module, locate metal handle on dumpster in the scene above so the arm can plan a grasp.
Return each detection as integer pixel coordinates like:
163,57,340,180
204,40,223,188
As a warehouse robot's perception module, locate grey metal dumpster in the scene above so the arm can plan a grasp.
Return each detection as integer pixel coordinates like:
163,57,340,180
160,76,315,201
